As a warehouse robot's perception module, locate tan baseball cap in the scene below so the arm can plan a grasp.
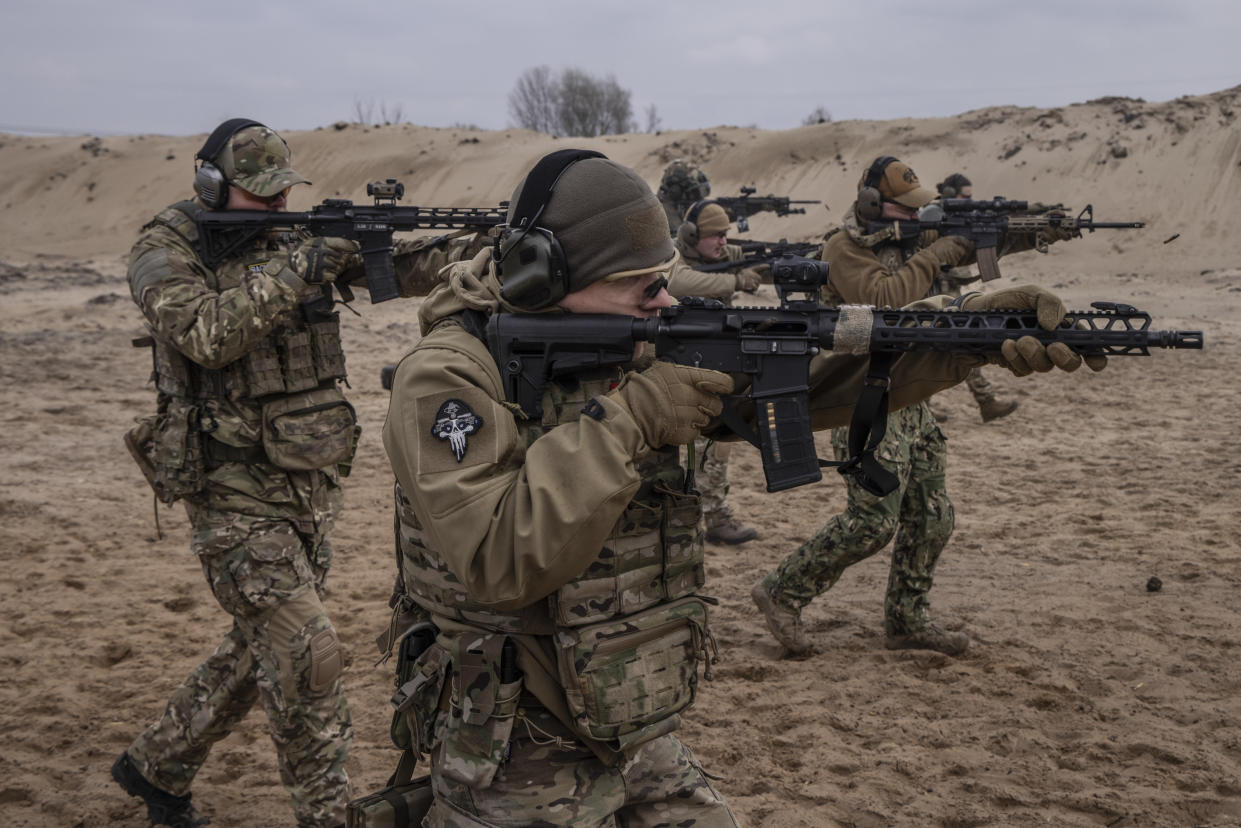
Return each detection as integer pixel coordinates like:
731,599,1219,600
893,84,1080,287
858,159,936,209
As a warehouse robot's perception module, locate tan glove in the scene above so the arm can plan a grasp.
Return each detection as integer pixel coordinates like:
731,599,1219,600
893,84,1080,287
287,237,362,284
917,229,940,248
927,235,974,267
1040,215,1082,244
734,267,762,293
608,362,734,448
961,286,1108,375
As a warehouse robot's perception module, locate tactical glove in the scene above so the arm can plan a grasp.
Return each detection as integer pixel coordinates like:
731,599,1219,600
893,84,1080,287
928,235,974,267
734,267,762,293
608,361,733,449
265,237,362,289
1040,215,1082,244
960,286,1108,375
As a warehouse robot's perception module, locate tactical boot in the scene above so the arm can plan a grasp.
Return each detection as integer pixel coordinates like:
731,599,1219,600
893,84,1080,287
111,752,210,828
884,624,970,656
751,577,811,654
705,516,758,545
979,397,1019,423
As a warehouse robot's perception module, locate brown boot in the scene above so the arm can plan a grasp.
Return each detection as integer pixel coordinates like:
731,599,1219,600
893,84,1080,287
705,516,758,545
751,578,811,654
979,397,1019,423
884,624,970,656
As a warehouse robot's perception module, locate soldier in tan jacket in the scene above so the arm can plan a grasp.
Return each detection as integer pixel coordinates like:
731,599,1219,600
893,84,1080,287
379,149,1100,825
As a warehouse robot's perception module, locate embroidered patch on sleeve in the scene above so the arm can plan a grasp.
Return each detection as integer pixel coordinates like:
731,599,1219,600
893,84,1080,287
431,398,483,462
415,387,501,474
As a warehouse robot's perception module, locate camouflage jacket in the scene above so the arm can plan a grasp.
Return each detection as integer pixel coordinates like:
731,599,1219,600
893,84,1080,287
128,198,462,527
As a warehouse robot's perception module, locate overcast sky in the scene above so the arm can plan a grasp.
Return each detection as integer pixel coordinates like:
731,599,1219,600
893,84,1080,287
1,0,1237,137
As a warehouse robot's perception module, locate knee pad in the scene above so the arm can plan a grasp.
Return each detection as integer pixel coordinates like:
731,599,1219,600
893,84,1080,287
268,588,343,698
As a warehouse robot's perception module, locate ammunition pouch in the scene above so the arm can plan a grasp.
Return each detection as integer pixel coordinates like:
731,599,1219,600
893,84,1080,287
556,595,713,752
390,623,447,761
123,399,207,504
261,387,359,472
435,633,523,789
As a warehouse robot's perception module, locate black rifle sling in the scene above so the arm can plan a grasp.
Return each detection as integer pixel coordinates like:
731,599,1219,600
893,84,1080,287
831,352,900,497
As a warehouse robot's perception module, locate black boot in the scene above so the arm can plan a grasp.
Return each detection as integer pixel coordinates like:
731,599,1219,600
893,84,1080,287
111,752,210,828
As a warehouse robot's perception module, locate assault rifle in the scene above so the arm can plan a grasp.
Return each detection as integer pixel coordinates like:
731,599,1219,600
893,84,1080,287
195,179,508,303
868,198,1145,283
675,187,820,233
486,255,1201,494
693,238,823,273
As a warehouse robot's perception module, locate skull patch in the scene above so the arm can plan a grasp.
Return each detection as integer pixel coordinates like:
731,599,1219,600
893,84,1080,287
431,398,483,462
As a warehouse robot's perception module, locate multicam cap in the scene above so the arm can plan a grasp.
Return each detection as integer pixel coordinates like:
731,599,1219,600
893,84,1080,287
215,125,310,197
657,159,711,204
858,158,936,209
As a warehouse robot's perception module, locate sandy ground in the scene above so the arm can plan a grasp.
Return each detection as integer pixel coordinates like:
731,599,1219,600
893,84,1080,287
1,87,1239,827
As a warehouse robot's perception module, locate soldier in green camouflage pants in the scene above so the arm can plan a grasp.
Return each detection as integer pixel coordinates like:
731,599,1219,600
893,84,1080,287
763,403,953,637
753,157,972,658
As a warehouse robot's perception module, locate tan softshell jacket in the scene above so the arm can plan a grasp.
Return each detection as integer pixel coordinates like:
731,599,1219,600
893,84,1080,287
381,251,976,755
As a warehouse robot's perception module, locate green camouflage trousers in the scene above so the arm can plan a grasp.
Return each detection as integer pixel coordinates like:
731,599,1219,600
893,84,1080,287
767,400,954,636
692,436,732,526
427,727,738,827
127,501,353,828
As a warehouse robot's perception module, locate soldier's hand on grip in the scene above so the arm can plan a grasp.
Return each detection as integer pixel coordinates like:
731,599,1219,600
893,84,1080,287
961,285,1108,376
734,268,763,293
290,237,362,284
609,362,734,448
1040,212,1083,244
929,235,974,267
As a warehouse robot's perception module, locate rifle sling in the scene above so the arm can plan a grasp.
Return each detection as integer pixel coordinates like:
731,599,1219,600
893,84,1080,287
829,352,900,497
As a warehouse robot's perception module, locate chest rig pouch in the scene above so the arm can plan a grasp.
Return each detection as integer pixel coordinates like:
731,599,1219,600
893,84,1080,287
520,372,715,751
261,387,359,472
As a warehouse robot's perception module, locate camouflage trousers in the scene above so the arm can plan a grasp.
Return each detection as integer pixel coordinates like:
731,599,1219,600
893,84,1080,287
127,501,353,828
692,437,733,526
767,401,955,636
427,727,738,827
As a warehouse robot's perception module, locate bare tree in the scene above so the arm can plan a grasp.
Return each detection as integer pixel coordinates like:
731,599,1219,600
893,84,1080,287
508,66,560,134
353,98,404,126
644,103,662,134
802,105,832,126
507,66,635,137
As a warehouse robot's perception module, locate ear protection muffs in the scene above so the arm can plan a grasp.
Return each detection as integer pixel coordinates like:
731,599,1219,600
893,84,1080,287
193,118,264,209
496,148,607,311
938,183,958,199
855,155,898,222
678,199,716,247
